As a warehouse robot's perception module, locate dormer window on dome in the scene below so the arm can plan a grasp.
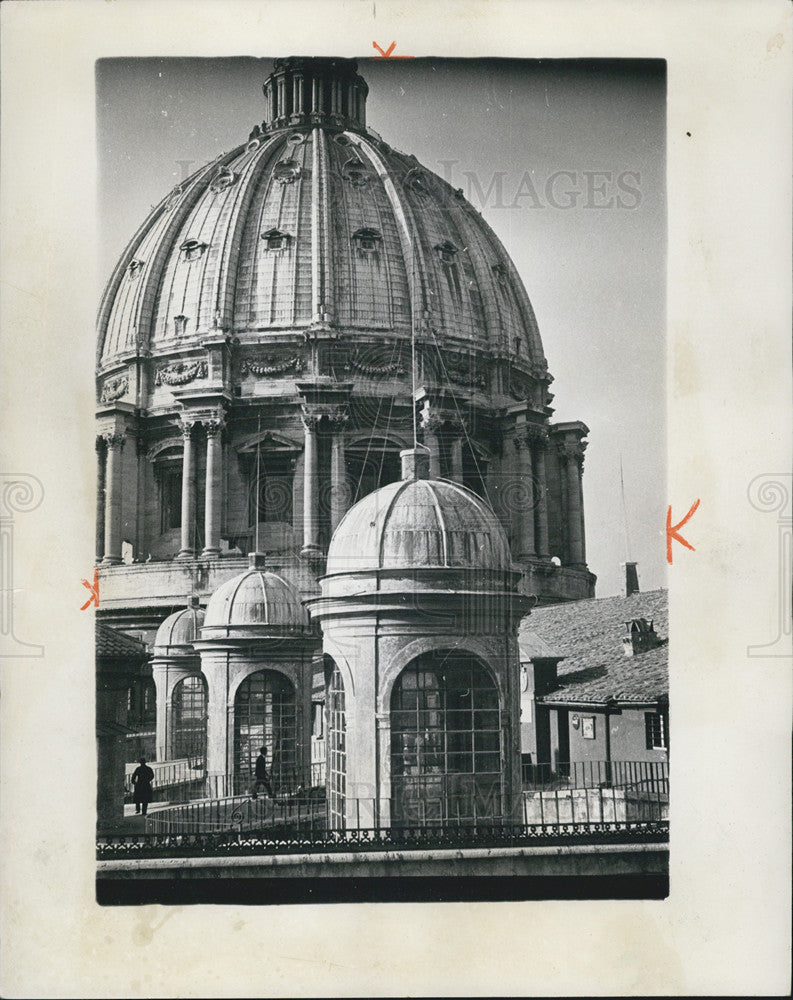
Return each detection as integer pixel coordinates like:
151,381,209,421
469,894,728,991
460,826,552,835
435,241,459,265
128,258,144,279
342,159,371,187
261,228,291,251
273,159,301,184
404,167,428,194
352,228,382,254
491,262,508,285
209,166,238,193
173,315,189,337
180,239,208,262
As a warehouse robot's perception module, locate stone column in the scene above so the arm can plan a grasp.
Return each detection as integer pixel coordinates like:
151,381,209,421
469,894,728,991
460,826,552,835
311,76,318,114
96,437,106,563
301,409,322,560
562,440,586,565
177,418,197,559
328,409,350,533
529,427,550,557
513,435,535,558
450,435,463,483
202,413,225,557
102,432,125,565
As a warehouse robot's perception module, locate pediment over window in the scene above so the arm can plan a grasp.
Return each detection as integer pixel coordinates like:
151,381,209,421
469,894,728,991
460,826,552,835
261,228,292,251
434,240,459,265
342,158,371,187
273,159,302,184
352,227,382,253
180,239,209,262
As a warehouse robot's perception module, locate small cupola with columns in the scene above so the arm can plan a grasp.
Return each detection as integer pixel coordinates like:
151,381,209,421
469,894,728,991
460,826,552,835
257,57,369,135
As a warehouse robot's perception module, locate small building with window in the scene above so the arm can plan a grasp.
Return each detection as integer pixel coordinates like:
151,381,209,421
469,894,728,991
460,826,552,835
518,588,669,774
307,446,530,830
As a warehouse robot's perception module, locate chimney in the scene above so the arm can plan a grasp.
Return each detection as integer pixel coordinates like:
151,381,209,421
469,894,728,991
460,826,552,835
622,618,661,656
622,561,640,597
248,552,267,569
400,446,431,481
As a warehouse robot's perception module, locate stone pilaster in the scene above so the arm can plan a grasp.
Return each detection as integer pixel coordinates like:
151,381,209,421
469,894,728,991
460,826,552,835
102,432,125,565
526,425,550,557
96,437,106,563
327,408,350,533
560,439,586,565
300,409,323,561
513,434,536,558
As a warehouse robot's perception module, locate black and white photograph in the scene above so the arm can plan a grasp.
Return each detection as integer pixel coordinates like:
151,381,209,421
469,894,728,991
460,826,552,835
1,1,790,996
94,54,668,904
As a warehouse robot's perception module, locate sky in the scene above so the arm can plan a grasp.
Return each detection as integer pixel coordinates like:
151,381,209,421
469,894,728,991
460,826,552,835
97,57,666,598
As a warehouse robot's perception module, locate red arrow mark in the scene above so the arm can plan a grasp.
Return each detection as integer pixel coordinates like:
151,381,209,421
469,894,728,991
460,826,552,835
666,499,700,564
372,41,413,58
80,567,100,610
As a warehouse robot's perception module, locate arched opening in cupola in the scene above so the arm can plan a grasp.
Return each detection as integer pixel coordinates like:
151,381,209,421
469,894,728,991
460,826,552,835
389,651,504,827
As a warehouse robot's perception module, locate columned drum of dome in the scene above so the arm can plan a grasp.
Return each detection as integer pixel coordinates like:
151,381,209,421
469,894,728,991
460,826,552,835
307,447,530,830
95,56,595,643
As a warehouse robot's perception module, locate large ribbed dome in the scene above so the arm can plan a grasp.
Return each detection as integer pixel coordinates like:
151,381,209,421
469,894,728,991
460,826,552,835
97,58,545,370
325,473,512,576
202,556,311,634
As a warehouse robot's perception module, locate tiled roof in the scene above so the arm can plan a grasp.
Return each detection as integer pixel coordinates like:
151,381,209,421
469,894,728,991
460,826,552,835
520,589,668,705
96,622,147,660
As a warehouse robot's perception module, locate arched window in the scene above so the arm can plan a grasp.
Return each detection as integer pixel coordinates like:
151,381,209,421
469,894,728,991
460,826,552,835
170,675,207,761
326,662,346,829
234,670,296,788
390,652,503,826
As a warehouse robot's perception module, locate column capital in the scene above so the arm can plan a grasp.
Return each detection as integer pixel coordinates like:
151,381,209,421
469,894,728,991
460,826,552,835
179,415,198,438
524,424,550,448
301,403,349,432
95,435,107,453
102,432,126,449
558,439,586,465
204,413,226,437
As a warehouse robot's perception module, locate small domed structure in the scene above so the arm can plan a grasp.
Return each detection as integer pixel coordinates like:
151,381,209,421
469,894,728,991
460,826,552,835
151,597,207,761
194,554,316,784
203,553,311,637
326,475,512,577
153,598,205,655
308,449,529,830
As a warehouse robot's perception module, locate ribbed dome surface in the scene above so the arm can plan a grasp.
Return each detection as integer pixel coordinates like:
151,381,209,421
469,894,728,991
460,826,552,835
325,477,512,576
153,604,205,652
203,566,310,630
97,122,544,367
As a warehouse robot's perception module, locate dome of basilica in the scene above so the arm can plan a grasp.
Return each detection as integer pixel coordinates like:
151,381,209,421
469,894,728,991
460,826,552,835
97,58,545,371
95,56,594,628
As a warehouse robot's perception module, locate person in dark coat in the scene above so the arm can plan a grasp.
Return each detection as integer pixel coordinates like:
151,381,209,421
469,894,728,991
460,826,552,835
131,757,154,815
250,746,274,800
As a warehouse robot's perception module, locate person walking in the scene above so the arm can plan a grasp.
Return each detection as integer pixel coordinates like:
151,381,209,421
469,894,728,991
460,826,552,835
250,746,274,800
131,757,154,816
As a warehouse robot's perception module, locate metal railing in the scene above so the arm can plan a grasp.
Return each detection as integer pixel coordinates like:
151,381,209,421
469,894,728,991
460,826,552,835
521,760,668,826
124,761,326,806
98,816,668,860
